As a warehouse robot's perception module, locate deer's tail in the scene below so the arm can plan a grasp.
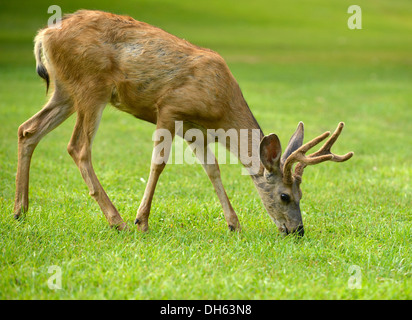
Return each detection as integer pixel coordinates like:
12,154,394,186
34,30,50,93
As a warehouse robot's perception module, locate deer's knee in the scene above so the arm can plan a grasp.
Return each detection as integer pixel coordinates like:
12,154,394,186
67,141,74,155
17,121,38,142
67,142,89,164
17,122,39,157
67,142,78,160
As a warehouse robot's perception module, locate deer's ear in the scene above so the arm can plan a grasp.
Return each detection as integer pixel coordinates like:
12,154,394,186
259,134,282,172
281,121,304,168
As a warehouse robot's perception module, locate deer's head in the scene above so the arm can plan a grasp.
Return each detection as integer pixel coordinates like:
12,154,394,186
256,122,353,236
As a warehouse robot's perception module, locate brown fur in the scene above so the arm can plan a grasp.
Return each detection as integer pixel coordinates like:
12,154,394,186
14,10,352,235
37,10,257,129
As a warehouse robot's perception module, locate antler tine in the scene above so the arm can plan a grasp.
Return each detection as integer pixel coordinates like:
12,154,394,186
306,122,354,162
282,130,332,185
294,122,354,180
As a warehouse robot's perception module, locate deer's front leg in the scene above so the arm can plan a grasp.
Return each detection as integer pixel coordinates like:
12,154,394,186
186,138,241,231
180,122,240,231
202,159,241,231
135,117,175,232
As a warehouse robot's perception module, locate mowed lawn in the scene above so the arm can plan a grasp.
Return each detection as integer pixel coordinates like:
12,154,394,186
0,0,411,299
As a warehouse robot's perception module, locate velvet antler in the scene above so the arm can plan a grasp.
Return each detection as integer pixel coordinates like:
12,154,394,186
282,122,354,185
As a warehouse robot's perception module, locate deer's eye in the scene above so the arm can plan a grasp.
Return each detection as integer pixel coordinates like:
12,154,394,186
280,193,290,203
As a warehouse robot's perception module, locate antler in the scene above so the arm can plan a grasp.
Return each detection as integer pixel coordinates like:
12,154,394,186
282,122,354,185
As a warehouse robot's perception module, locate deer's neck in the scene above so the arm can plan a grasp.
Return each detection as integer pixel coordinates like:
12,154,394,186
223,89,265,179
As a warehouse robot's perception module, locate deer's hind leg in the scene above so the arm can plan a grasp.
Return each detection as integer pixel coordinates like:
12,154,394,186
67,100,127,230
14,88,74,219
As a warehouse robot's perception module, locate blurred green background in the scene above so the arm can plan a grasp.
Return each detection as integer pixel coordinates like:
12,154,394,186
0,0,411,299
1,0,411,66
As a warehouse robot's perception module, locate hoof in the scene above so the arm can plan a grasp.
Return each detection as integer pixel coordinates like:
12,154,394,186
228,223,241,232
134,218,149,232
112,221,130,232
13,212,24,220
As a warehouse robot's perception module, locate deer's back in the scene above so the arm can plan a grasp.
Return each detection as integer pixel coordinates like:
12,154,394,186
41,10,236,125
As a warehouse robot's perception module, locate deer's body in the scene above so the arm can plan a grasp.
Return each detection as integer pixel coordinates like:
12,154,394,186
39,10,256,131
14,10,352,235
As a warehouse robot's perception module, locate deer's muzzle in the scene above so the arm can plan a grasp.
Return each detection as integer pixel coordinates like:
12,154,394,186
283,224,304,237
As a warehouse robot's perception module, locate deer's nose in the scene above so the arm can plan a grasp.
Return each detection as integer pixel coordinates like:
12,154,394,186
284,224,304,237
295,225,304,237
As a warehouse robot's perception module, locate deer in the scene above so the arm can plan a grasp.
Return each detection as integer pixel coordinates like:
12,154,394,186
14,10,353,236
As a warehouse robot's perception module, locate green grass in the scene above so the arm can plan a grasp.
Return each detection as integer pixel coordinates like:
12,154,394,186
0,0,411,299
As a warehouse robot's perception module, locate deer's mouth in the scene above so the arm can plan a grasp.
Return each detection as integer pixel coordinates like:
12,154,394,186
281,224,304,237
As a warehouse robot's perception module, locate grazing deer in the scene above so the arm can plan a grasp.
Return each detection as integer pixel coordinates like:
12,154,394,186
14,10,353,235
